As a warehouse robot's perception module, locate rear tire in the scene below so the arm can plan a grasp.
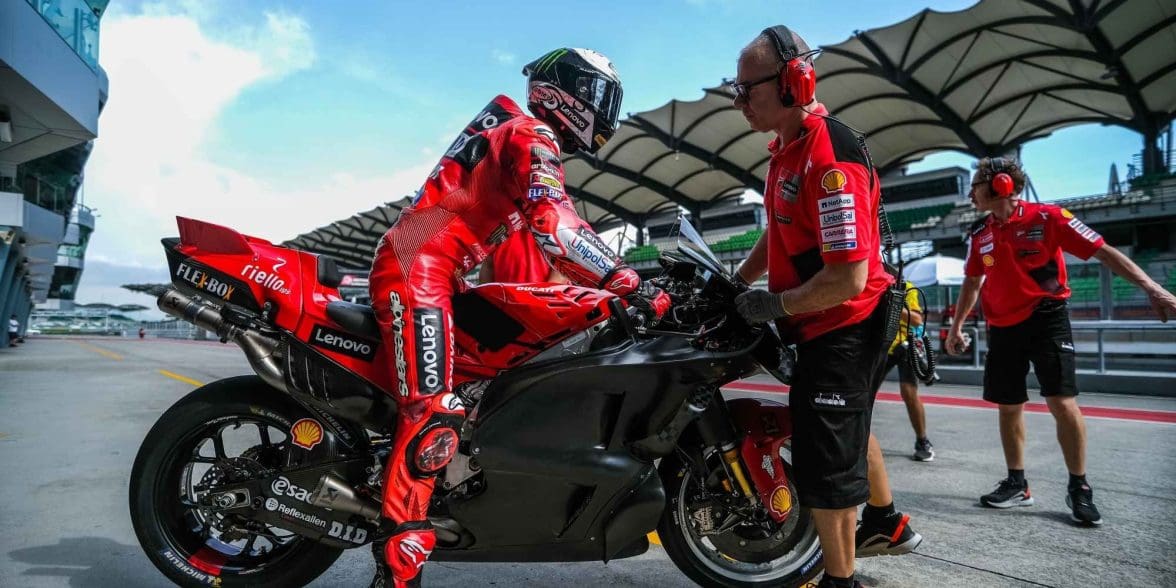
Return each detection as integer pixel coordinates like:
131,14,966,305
657,450,823,587
129,376,345,587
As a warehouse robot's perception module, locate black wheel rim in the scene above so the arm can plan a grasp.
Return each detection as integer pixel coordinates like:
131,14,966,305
674,445,821,583
150,413,313,579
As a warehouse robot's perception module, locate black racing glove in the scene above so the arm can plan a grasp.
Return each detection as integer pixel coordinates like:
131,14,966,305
734,289,790,324
626,281,672,323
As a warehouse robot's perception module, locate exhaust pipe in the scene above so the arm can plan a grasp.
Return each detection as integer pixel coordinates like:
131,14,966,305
311,473,381,520
157,289,287,392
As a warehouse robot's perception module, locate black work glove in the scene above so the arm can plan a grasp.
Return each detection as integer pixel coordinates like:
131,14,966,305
734,289,789,324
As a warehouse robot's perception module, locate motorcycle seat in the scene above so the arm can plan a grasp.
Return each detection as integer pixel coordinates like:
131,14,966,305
326,301,381,341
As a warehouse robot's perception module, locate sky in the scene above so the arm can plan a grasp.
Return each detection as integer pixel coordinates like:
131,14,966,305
75,0,1150,313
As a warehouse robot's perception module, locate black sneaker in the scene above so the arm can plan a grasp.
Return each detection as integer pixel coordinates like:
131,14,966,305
1066,483,1103,526
913,438,935,462
856,512,923,557
980,477,1034,508
815,576,863,588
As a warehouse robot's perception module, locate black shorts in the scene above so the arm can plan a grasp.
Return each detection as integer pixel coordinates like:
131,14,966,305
885,344,917,386
789,297,889,510
983,299,1078,404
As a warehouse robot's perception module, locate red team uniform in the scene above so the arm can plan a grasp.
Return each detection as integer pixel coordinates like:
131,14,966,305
965,201,1104,403
366,48,667,587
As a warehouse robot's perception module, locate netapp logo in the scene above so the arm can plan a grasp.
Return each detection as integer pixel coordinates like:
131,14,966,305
817,194,854,212
414,308,447,395
310,325,377,361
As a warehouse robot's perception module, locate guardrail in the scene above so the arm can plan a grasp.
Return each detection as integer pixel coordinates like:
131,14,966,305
946,321,1176,374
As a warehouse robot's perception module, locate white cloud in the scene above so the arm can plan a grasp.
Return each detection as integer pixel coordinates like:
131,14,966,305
81,4,435,299
491,49,516,65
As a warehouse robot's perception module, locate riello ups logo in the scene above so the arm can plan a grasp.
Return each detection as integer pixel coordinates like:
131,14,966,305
175,262,236,300
310,325,378,362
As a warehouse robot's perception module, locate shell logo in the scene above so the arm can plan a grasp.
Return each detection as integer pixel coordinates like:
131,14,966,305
1061,208,1074,219
290,418,324,450
982,254,995,267
770,486,793,515
821,169,847,193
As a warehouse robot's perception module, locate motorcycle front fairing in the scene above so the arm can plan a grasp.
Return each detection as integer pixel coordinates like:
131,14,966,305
434,330,763,563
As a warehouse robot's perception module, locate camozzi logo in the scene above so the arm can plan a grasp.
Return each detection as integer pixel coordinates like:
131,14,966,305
241,259,291,295
175,262,235,300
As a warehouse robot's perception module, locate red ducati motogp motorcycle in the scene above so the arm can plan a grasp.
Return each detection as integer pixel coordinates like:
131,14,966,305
129,217,822,587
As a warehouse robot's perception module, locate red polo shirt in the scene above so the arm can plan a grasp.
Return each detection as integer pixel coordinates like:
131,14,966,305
763,104,893,343
964,201,1105,327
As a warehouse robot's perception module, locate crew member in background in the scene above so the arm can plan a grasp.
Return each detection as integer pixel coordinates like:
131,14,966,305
884,281,934,461
728,26,921,588
8,314,20,347
946,157,1176,526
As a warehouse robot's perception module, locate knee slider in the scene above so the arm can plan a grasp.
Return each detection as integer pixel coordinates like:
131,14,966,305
407,420,461,477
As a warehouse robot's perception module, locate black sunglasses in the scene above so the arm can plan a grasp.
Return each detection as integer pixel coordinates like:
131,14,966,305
723,72,778,102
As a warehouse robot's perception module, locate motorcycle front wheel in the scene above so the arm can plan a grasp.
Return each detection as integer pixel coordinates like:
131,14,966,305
129,375,344,587
657,446,823,587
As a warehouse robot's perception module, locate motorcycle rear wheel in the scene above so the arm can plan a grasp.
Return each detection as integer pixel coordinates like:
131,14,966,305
657,448,823,587
129,376,344,587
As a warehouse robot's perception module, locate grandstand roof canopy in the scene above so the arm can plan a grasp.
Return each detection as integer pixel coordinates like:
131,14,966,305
283,200,411,270
283,0,1176,269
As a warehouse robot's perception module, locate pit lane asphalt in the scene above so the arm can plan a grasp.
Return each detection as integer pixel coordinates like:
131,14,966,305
1,336,1173,587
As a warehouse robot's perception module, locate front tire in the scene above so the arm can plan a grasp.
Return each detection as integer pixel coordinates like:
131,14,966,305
129,376,344,587
657,448,823,587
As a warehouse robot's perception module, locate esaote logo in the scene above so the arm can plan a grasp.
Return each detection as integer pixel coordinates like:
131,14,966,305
241,258,291,295
290,418,324,450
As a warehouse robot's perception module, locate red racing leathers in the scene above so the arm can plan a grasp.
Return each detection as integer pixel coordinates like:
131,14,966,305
368,95,661,585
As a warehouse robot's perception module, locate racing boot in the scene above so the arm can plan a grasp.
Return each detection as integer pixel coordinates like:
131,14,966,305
370,523,435,588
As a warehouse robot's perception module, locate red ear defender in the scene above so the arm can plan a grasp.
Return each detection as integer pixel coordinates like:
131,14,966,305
787,58,816,106
764,25,816,107
991,172,1014,197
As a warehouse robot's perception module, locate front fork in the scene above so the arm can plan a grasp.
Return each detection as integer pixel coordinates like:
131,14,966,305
695,390,795,523
694,389,758,504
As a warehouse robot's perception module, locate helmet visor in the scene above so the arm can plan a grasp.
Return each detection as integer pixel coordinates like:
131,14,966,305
574,74,623,130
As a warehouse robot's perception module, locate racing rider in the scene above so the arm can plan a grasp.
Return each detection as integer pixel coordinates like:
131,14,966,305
366,48,670,587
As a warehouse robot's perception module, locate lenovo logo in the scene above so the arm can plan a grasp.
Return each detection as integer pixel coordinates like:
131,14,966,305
414,308,447,395
310,325,377,362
